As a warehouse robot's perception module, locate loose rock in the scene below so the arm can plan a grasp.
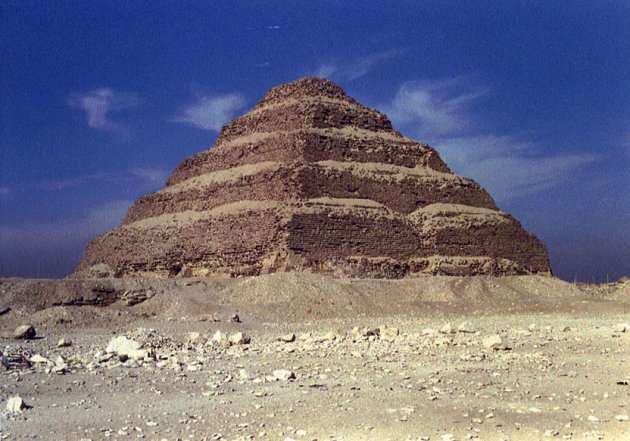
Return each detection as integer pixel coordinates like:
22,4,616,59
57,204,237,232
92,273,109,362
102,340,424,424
279,333,296,343
273,369,295,381
12,324,36,340
482,334,503,349
57,338,72,347
6,396,26,412
228,332,250,345
458,322,475,333
211,330,229,347
106,336,148,360
440,323,453,334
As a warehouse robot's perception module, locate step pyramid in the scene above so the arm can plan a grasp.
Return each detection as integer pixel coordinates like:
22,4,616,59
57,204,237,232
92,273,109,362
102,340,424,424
75,77,551,278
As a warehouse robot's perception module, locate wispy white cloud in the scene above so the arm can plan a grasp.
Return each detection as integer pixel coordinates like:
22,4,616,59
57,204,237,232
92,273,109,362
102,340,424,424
172,94,247,131
130,167,170,189
32,168,168,193
0,199,133,251
436,135,596,200
68,88,139,137
380,78,596,201
315,64,338,79
315,49,406,81
383,77,489,138
38,174,108,191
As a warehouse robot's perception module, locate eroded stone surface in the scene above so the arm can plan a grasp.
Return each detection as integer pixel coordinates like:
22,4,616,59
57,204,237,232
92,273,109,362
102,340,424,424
74,77,551,278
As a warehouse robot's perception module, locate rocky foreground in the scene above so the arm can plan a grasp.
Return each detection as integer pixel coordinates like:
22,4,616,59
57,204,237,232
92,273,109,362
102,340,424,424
0,274,629,441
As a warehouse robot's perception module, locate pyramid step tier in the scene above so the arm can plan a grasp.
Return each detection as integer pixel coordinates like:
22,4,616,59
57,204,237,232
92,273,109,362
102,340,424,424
166,128,450,186
77,200,549,278
124,161,497,224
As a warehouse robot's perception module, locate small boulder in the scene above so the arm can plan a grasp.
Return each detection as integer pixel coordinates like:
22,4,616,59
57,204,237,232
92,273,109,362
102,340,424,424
6,396,27,412
211,330,229,347
57,338,72,348
440,323,453,334
273,369,295,381
12,325,36,340
316,331,336,342
186,332,207,346
279,333,296,343
230,313,241,323
228,332,250,346
107,336,140,353
482,334,503,349
54,355,68,368
381,327,400,339
29,354,53,365
106,336,148,360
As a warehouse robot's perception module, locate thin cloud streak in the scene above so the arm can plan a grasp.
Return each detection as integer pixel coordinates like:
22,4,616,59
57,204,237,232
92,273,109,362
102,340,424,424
68,88,139,137
129,167,170,189
172,94,247,131
436,135,596,200
38,174,108,191
315,49,407,81
32,168,169,192
0,199,133,251
381,78,595,201
383,77,489,138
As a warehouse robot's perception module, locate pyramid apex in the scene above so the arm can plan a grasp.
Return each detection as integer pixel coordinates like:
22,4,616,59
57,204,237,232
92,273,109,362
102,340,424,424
256,77,353,107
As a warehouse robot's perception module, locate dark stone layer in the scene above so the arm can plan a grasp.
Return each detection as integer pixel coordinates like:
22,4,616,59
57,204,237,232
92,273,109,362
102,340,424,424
126,164,497,225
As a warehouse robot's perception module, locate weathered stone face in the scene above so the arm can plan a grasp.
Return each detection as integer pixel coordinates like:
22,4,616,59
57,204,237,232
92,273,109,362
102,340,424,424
74,77,551,278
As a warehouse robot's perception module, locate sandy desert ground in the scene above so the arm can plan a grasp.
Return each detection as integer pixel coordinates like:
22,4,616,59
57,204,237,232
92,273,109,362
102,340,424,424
1,274,629,441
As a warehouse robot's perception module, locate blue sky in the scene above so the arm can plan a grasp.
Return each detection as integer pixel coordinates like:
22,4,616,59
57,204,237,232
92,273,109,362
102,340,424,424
1,1,628,282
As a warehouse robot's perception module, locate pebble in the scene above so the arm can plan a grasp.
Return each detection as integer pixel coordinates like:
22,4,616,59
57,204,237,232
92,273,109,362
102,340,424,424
12,324,36,340
6,396,26,412
613,323,629,333
229,332,251,345
482,334,503,349
57,338,72,347
440,323,453,334
273,369,295,381
212,330,229,347
280,333,296,343
458,322,475,333
106,336,148,360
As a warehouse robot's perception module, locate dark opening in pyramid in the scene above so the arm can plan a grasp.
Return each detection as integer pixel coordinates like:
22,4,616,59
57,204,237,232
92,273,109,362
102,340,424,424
75,77,551,278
